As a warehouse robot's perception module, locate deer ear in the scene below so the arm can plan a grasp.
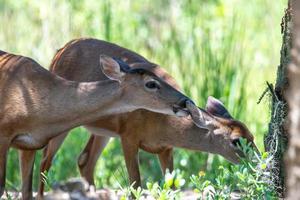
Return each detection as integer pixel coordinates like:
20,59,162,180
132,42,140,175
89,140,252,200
205,96,233,119
186,101,214,129
99,55,125,82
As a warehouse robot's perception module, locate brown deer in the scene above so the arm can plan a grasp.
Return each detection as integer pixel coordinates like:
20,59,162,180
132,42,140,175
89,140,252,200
0,49,194,199
35,38,256,198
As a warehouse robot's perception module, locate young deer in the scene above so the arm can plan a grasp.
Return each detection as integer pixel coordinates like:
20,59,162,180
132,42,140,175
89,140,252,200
0,50,194,199
36,38,256,197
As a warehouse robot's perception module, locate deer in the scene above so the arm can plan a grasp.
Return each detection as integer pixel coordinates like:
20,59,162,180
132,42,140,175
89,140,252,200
35,38,256,198
0,49,196,200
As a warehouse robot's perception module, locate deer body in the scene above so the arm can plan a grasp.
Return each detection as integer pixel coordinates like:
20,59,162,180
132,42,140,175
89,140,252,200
36,38,255,198
0,53,123,149
0,49,192,199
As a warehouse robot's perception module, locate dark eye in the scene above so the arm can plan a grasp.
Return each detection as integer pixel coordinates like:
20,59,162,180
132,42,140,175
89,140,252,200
145,81,160,90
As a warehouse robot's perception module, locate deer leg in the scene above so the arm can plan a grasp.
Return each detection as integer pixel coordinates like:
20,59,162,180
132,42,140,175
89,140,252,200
0,140,9,198
78,135,110,186
121,137,140,188
158,148,174,175
37,132,68,198
19,150,36,200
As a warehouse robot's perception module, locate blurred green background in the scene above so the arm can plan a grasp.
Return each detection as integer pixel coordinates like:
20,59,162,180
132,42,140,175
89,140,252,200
0,0,286,190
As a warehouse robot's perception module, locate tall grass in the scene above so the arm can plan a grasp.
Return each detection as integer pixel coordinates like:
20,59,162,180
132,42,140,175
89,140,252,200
0,0,286,190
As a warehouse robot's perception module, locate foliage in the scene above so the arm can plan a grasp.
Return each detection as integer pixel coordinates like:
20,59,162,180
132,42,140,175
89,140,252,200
191,139,277,199
120,170,185,200
1,0,286,195
120,141,278,200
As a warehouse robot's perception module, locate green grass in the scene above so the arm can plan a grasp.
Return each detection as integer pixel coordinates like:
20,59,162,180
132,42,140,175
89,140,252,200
0,0,287,194
120,141,276,199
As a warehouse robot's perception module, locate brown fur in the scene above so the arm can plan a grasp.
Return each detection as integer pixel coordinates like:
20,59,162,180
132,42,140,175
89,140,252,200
0,49,191,200
35,38,256,198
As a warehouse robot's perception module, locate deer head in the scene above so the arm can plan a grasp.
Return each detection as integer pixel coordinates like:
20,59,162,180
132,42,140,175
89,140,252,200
99,55,192,116
187,96,256,163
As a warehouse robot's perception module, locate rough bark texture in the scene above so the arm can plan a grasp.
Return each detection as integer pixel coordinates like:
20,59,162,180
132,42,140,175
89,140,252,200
286,0,300,199
264,2,291,197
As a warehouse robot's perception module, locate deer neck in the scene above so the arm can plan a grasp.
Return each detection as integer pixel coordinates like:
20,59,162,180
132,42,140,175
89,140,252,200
11,75,132,150
169,122,217,153
46,78,126,129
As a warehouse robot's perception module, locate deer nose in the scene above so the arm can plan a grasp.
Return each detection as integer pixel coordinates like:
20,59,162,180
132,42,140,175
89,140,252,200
231,138,260,155
231,138,242,147
178,97,192,108
174,98,194,110
172,98,193,116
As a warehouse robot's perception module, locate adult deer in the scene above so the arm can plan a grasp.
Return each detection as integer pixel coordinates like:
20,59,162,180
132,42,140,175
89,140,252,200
36,38,256,198
0,49,194,200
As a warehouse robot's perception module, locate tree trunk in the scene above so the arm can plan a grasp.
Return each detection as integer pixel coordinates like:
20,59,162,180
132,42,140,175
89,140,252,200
286,0,300,199
264,1,291,197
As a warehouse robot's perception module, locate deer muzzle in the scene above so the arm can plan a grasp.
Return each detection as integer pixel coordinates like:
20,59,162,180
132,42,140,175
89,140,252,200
172,98,193,117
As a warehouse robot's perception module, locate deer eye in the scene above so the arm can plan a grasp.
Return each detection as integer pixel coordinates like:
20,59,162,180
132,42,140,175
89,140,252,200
145,80,160,90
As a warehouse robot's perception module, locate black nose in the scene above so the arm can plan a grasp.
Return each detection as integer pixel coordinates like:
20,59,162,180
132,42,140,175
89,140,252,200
232,138,242,147
177,98,193,108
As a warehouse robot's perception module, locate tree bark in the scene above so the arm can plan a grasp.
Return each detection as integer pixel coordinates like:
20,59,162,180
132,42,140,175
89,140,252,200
286,0,300,199
264,1,291,197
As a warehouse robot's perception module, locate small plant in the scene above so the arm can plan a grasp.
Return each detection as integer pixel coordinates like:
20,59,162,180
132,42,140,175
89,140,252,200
191,139,277,199
163,169,186,190
120,170,185,200
130,184,144,199
119,182,146,200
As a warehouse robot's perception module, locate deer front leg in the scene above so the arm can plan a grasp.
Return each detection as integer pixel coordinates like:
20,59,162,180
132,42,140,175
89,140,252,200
0,141,9,198
158,148,174,175
37,132,69,198
121,137,141,188
78,135,110,186
19,150,36,200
